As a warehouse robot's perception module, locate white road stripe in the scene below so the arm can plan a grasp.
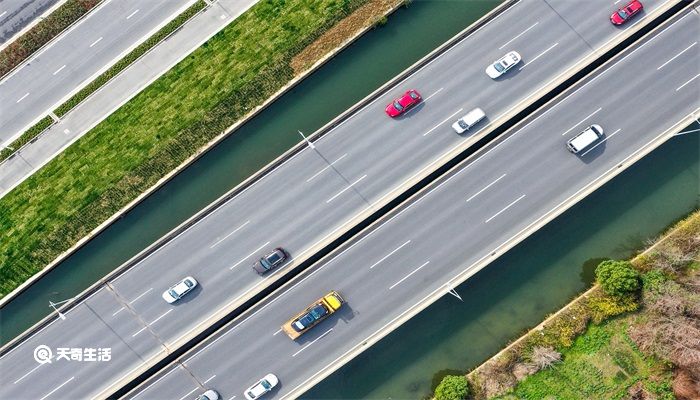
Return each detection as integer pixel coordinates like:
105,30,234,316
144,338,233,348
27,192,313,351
676,73,700,92
423,108,463,136
326,175,367,203
485,194,526,223
210,220,251,248
518,42,558,71
561,107,603,136
178,387,198,400
89,37,103,48
52,65,66,75
112,307,124,316
13,360,48,384
0,11,7,17
132,309,173,337
203,375,216,383
306,153,348,182
467,174,506,202
229,242,271,270
424,88,444,101
292,329,333,357
581,128,622,156
39,376,74,400
273,329,282,336
389,261,429,290
126,9,140,19
657,41,697,70
499,21,538,50
369,240,411,269
130,287,153,303
16,93,29,103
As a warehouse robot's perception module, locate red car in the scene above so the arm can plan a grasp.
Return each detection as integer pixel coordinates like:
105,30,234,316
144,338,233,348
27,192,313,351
385,89,422,117
610,0,643,25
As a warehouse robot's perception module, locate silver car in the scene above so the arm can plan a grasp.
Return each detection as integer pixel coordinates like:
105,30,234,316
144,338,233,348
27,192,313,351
196,390,220,400
244,373,279,400
162,276,198,303
485,51,522,79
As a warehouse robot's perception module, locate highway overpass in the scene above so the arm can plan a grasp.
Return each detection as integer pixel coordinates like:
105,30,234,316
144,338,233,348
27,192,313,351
125,7,700,399
0,0,687,398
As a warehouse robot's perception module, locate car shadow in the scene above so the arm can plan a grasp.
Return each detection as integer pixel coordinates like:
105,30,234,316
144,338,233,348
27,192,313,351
491,65,523,81
394,102,426,120
611,10,646,30
170,284,202,305
455,116,490,137
576,136,607,164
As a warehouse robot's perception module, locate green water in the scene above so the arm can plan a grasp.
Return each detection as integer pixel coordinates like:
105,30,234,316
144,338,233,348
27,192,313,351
302,127,699,399
0,0,500,344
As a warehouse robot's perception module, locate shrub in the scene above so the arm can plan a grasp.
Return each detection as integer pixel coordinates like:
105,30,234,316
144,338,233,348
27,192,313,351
641,269,668,293
595,260,641,297
586,290,639,324
434,375,469,400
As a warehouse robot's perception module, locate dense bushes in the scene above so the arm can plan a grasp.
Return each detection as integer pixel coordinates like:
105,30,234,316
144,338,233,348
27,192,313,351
595,260,640,297
0,0,100,77
434,375,470,400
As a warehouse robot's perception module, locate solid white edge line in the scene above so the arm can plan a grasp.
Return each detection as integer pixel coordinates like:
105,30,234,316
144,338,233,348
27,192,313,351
657,41,697,70
581,128,622,156
676,73,700,92
423,108,463,136
325,175,367,204
466,173,507,202
369,240,411,269
389,261,429,290
561,107,603,136
210,220,251,248
39,376,74,400
518,42,558,71
306,153,348,183
499,21,538,50
292,329,334,357
229,242,271,270
485,194,526,223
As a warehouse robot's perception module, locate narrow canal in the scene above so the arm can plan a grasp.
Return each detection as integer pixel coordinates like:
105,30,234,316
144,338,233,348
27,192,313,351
303,125,699,399
0,0,501,344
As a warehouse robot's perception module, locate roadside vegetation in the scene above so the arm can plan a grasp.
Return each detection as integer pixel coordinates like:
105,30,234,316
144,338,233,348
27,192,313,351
0,0,402,298
0,0,100,77
433,210,700,400
0,1,207,164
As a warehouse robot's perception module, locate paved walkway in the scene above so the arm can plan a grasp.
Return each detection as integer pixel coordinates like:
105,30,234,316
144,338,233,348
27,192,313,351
0,0,259,198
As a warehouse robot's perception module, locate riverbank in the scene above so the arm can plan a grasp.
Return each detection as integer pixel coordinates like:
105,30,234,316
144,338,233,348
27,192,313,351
459,210,700,400
0,0,405,300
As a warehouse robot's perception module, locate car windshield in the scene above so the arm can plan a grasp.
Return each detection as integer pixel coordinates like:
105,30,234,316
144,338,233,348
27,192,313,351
260,258,271,268
168,289,178,299
310,304,328,319
393,101,404,111
409,91,418,99
184,280,193,288
261,379,271,390
617,10,628,18
458,120,468,129
494,62,505,72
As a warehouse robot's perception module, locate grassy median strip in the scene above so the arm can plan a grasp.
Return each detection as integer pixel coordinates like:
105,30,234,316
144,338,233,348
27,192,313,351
0,0,100,77
53,0,207,117
0,116,53,162
0,0,396,298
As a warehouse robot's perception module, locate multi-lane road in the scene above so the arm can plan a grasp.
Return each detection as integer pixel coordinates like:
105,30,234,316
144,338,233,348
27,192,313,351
126,7,700,399
0,0,60,44
0,0,195,145
0,0,688,398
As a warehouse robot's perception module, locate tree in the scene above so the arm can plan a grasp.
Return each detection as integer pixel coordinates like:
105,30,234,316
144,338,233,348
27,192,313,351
434,375,469,400
595,260,640,297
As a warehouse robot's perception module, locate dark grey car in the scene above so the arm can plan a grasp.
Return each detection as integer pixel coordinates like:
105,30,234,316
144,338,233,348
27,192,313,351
252,248,288,275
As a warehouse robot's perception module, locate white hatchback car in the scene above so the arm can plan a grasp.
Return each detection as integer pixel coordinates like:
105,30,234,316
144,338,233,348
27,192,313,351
162,276,198,303
244,373,279,400
485,51,522,79
195,390,220,400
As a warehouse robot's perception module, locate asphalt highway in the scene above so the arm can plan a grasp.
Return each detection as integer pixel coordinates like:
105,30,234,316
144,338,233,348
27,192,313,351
0,0,681,398
0,0,195,145
126,8,700,400
0,0,60,44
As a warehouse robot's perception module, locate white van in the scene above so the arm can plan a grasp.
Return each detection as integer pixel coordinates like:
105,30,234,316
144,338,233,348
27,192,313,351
452,107,486,133
567,124,604,154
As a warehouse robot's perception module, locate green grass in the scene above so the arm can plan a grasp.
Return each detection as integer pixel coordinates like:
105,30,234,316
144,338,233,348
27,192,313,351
0,0,370,298
495,318,674,400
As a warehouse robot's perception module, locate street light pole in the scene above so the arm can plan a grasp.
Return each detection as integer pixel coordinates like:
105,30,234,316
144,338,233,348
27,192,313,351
297,130,316,149
49,298,73,320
